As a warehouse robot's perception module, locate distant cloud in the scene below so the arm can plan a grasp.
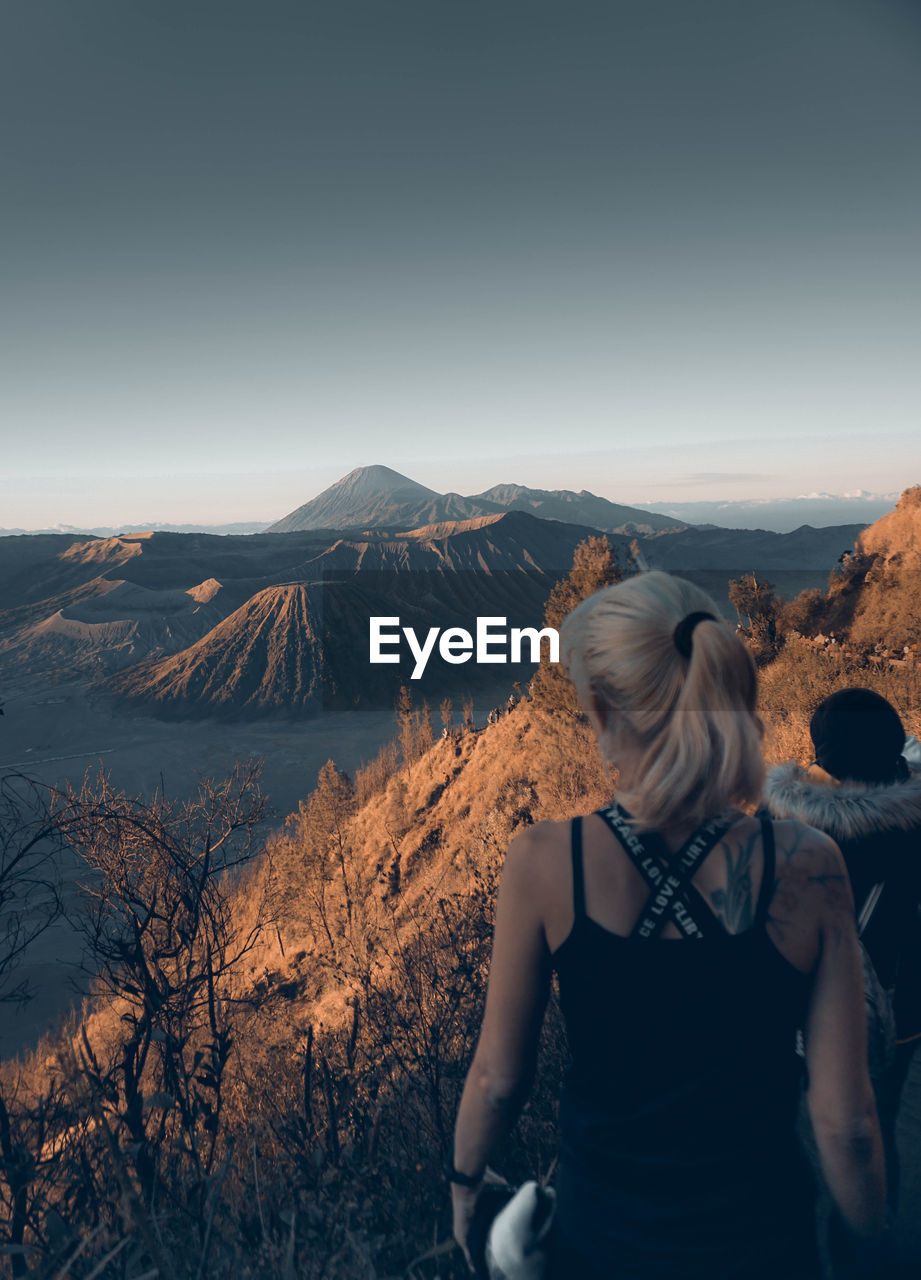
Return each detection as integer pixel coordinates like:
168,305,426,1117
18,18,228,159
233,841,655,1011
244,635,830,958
631,491,900,534
796,489,897,502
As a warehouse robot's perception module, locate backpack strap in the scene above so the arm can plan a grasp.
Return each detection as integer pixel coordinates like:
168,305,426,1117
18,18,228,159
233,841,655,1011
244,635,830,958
570,816,586,922
596,803,736,939
858,883,885,938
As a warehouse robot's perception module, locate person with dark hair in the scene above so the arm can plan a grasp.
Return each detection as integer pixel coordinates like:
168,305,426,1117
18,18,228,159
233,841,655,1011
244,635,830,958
808,687,910,786
766,689,921,1201
450,573,886,1280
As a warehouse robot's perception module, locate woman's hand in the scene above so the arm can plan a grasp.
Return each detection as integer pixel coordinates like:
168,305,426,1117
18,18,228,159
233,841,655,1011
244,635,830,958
451,1180,481,1273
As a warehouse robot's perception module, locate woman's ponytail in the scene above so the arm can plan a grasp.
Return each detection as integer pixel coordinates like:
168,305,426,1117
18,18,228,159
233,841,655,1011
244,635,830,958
561,572,763,830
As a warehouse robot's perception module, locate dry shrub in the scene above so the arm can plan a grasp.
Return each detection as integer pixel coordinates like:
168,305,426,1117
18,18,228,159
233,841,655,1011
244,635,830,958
759,638,921,767
355,740,401,807
0,765,272,1279
526,702,613,821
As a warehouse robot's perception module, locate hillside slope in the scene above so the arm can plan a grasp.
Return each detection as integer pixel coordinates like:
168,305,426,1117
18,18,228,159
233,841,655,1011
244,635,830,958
108,585,327,714
848,485,921,647
3,578,227,674
782,485,921,647
241,694,611,1027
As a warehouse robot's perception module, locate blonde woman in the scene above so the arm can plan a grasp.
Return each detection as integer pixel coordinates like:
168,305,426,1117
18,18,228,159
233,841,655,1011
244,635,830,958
451,571,886,1279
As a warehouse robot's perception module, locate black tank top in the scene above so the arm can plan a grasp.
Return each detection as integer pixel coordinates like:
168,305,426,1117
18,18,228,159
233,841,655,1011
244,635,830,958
550,809,820,1280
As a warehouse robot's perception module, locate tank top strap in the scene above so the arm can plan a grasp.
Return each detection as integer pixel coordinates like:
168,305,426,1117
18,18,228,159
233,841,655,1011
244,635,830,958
754,813,776,928
571,816,586,921
596,803,734,941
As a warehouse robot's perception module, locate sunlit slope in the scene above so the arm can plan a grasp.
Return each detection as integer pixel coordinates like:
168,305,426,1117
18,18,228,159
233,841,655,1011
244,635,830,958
783,485,921,647
108,584,326,714
848,486,921,647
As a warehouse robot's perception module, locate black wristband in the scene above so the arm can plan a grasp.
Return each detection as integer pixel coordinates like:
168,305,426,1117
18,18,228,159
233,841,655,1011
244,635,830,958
445,1159,483,1187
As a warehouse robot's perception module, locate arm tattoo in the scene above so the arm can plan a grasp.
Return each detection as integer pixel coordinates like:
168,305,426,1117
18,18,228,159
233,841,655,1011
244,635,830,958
767,824,849,946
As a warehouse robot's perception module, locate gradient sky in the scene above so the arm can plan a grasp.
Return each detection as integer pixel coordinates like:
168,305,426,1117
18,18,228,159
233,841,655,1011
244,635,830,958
3,0,921,526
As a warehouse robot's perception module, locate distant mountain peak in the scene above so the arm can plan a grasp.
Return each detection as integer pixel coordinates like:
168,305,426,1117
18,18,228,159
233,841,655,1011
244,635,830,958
269,467,688,536
334,465,438,498
268,466,485,534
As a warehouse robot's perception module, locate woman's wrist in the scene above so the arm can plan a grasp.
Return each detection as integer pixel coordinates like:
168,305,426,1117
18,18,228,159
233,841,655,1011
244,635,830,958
445,1158,485,1188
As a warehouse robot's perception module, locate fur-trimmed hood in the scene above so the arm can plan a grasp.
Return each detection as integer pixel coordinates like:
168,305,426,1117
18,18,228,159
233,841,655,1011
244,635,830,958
764,761,921,842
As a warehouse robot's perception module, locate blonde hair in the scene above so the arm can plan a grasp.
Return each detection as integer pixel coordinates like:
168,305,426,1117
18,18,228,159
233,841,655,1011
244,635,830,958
561,571,763,830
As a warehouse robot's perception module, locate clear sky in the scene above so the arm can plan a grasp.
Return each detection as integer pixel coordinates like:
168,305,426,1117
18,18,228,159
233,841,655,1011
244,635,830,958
3,1,920,527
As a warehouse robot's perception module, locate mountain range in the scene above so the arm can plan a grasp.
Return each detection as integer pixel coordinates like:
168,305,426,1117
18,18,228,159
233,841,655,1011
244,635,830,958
0,512,611,713
267,465,685,535
0,465,891,718
8,471,900,540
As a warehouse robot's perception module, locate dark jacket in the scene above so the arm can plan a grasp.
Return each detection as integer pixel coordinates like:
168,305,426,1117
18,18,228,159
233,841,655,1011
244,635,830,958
764,762,921,1043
